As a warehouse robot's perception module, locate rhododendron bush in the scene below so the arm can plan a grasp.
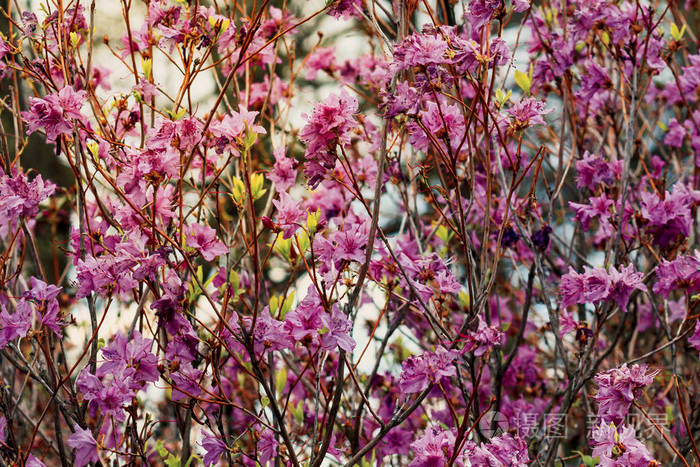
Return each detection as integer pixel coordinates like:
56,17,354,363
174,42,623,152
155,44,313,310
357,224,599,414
2,0,700,465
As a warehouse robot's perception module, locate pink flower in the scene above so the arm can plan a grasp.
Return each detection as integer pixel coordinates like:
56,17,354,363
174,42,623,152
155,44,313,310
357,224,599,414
320,305,356,353
399,346,458,394
689,321,700,352
66,424,99,467
185,223,228,261
409,425,456,466
213,105,266,139
653,251,700,297
507,96,553,130
22,86,86,141
560,265,646,310
392,31,450,72
300,91,358,187
306,47,335,80
0,169,55,236
591,423,657,467
327,0,362,19
267,147,297,191
664,118,686,148
202,432,226,467
272,192,305,239
258,428,279,466
594,364,658,424
460,316,504,357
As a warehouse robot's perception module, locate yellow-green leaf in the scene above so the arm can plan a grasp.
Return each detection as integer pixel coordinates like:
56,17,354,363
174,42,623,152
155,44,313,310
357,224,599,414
514,70,531,93
670,22,685,41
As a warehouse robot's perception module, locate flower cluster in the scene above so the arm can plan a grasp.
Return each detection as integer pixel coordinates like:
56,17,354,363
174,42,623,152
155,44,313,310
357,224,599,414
593,364,658,425
560,265,647,311
1,0,700,465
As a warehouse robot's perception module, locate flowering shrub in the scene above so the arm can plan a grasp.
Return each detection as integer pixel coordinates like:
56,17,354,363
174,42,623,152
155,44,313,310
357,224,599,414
1,0,700,465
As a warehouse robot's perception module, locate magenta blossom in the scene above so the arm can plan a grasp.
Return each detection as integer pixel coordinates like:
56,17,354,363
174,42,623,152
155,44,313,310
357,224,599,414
22,86,86,141
593,364,658,425
66,424,99,467
185,223,228,261
299,91,358,187
560,265,646,310
202,432,227,466
400,346,458,394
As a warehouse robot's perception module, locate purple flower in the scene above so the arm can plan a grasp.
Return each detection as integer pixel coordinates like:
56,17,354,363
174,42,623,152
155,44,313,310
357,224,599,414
26,455,46,467
202,432,227,466
689,321,700,352
407,100,465,153
75,255,138,299
591,423,656,467
22,86,86,141
378,428,413,458
243,307,293,356
606,265,647,310
507,96,553,132
465,433,530,466
23,277,64,337
170,362,204,402
66,424,99,467
665,118,686,148
257,428,278,466
399,346,458,394
652,251,700,297
461,316,504,357
380,81,420,118
0,302,31,349
593,364,658,425
284,286,324,344
640,183,700,249
574,152,622,190
578,61,611,103
560,268,587,308
76,362,136,420
327,0,362,19
0,169,56,236
185,223,228,261
273,192,304,239
329,221,368,263
467,0,501,30
531,224,552,251
392,31,449,73
306,47,335,80
560,265,646,310
409,425,456,467
300,91,358,188
501,226,520,248
267,147,297,191
513,0,530,12
320,305,356,353
99,331,158,388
